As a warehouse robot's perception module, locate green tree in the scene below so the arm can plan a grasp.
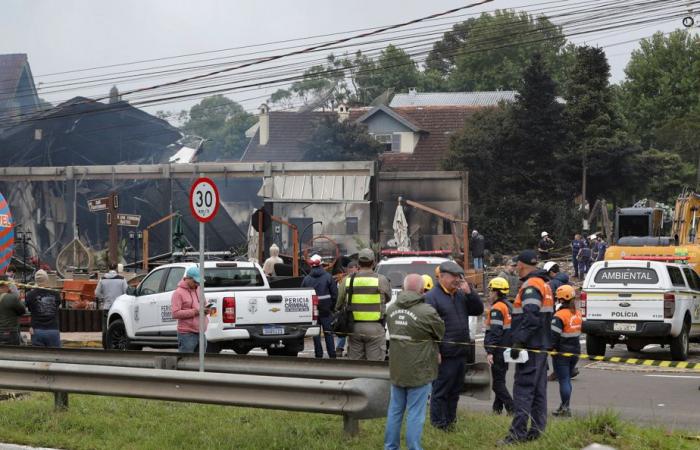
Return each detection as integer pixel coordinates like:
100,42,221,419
301,114,384,161
180,95,255,160
655,109,700,191
426,10,569,91
353,45,419,104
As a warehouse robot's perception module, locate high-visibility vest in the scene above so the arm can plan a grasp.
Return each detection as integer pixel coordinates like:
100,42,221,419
513,276,554,315
552,308,583,338
485,299,512,331
346,274,382,322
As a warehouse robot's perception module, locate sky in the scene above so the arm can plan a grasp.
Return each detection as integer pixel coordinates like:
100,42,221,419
0,0,694,117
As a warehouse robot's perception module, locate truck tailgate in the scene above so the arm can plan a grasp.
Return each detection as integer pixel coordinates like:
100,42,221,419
233,291,314,325
586,291,664,321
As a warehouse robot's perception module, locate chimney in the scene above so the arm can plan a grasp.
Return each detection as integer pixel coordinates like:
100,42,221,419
336,103,349,122
259,103,270,146
109,85,121,104
408,87,417,96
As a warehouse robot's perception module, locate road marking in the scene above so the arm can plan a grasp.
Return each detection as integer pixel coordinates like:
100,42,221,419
644,374,700,379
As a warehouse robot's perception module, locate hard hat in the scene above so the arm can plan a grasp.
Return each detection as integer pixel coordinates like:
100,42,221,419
472,230,478,236
555,284,576,302
543,261,560,273
541,231,549,238
309,254,322,267
590,234,598,240
421,274,434,291
488,277,510,294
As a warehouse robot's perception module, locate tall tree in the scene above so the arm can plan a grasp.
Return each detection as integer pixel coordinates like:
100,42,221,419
180,95,255,160
301,115,384,161
426,10,569,91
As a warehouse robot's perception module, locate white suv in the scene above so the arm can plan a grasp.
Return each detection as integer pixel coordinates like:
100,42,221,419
582,260,700,360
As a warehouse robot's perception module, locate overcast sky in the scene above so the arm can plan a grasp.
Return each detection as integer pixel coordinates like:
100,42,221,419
0,0,692,116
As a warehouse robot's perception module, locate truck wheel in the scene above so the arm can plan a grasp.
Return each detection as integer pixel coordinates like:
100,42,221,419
105,319,140,351
585,335,606,357
626,342,645,353
671,321,690,361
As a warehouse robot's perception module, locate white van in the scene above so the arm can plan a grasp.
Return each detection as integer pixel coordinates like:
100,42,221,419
581,260,700,360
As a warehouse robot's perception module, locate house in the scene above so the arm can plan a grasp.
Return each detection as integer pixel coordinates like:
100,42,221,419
0,54,41,131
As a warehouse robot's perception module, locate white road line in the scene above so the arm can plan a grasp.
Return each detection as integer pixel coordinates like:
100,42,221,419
644,374,700,379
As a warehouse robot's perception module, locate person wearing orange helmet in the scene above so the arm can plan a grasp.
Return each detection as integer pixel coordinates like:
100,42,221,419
550,284,582,417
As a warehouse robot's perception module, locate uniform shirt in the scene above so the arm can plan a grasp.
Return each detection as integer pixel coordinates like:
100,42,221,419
484,297,512,355
300,266,338,318
511,271,553,350
551,308,582,354
335,268,391,313
24,288,61,330
538,238,555,255
571,239,584,256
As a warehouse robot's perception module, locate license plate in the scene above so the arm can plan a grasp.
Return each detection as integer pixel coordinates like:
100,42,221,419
262,326,285,336
613,322,637,332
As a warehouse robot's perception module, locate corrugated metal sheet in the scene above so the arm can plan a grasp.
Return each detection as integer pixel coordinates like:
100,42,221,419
390,91,517,107
260,175,370,201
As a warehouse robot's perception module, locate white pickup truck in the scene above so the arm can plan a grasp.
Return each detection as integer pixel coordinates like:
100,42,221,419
104,261,320,356
582,260,700,360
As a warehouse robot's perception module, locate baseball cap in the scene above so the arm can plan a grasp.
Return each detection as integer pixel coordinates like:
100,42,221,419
543,261,559,273
185,266,203,284
516,250,538,266
358,248,375,263
438,261,464,276
309,254,322,267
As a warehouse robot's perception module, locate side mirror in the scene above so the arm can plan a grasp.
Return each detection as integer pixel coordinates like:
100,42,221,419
127,286,137,296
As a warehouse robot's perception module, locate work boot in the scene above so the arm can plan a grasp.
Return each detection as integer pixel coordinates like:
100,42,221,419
548,372,557,382
552,406,572,417
496,436,521,446
571,367,580,378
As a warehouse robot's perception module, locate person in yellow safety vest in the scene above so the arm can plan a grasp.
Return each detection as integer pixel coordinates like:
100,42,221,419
335,248,391,361
484,277,514,415
421,274,434,293
551,284,582,418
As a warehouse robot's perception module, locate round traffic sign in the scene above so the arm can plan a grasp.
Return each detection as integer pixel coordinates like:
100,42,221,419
0,192,14,274
189,177,220,223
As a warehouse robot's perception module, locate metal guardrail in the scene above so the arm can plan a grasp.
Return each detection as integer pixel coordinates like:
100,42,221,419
0,346,491,400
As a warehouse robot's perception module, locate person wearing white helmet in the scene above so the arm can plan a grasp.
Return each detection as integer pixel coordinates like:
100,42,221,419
537,232,555,260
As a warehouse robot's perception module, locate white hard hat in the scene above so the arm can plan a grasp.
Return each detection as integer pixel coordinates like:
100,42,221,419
590,234,598,240
541,231,549,238
309,254,323,266
543,261,559,273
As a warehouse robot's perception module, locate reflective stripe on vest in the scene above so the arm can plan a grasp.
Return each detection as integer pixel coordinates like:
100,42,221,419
346,274,381,321
485,300,512,330
553,308,583,337
513,277,554,315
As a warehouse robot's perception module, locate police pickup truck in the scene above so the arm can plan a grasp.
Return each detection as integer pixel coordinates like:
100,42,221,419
104,261,320,356
582,260,700,360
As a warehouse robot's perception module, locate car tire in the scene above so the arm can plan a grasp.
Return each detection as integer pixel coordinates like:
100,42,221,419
104,319,140,351
585,334,606,357
626,342,645,353
670,321,690,361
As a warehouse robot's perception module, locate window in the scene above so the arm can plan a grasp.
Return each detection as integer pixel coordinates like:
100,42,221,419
139,269,167,295
204,268,265,288
667,266,687,288
346,217,359,235
442,219,452,235
372,133,400,152
164,268,186,292
682,268,700,291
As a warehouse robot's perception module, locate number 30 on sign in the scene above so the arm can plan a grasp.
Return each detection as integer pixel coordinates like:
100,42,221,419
189,177,220,223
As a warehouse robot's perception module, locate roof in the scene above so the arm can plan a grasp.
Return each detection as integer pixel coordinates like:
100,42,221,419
0,54,37,112
353,104,423,132
390,91,517,107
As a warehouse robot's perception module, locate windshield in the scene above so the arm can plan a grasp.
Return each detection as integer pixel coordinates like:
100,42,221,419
204,268,264,288
377,263,439,289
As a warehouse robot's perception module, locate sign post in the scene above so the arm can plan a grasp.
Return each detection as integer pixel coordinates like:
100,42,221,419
189,177,220,372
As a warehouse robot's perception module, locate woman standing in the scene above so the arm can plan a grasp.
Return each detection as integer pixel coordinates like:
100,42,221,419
550,285,582,417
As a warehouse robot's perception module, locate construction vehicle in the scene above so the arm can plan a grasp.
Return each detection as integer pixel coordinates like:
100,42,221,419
605,190,700,272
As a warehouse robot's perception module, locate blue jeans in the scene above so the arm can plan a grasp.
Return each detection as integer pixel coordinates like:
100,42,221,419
553,355,578,407
313,315,336,358
31,329,61,348
384,383,432,450
336,336,346,350
473,257,484,270
177,332,202,353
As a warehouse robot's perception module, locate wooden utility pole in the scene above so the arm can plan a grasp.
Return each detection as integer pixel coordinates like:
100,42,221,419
107,192,118,268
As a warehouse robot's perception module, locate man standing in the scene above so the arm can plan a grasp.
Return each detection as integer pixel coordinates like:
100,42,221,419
426,261,484,431
384,274,445,450
470,230,485,270
24,270,61,347
593,235,607,262
570,234,584,279
499,250,554,445
171,266,209,353
0,274,26,345
537,232,555,260
95,265,128,311
301,254,337,359
335,248,391,361
485,277,514,415
497,259,520,299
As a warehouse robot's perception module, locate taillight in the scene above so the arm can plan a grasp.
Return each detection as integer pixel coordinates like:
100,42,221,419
580,291,587,318
312,295,319,322
223,297,236,323
663,292,675,318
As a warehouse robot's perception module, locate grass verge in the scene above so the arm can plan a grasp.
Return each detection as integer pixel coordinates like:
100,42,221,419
0,393,696,449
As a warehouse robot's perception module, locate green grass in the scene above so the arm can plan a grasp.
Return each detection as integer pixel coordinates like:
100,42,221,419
0,393,696,449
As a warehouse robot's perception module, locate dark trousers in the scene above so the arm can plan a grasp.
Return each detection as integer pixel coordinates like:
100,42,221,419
491,352,513,413
430,356,466,429
0,330,21,345
553,355,578,408
572,254,579,277
509,352,548,441
313,315,336,358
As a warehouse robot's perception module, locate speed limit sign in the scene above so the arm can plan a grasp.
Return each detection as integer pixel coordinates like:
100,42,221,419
189,177,220,223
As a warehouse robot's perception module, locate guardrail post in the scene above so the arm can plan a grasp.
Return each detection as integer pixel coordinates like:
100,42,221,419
54,391,69,410
343,415,359,437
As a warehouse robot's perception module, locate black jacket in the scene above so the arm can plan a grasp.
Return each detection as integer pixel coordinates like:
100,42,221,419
301,267,338,317
425,284,483,358
470,234,485,258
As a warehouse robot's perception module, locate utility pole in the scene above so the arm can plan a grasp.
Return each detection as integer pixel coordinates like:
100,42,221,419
107,192,118,268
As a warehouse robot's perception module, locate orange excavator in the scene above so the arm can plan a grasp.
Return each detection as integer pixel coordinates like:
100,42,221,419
605,190,700,272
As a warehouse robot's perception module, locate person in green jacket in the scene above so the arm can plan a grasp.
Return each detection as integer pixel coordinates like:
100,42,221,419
0,275,26,345
385,273,445,450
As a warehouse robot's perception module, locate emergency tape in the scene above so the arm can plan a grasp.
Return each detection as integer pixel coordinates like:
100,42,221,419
334,330,700,371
